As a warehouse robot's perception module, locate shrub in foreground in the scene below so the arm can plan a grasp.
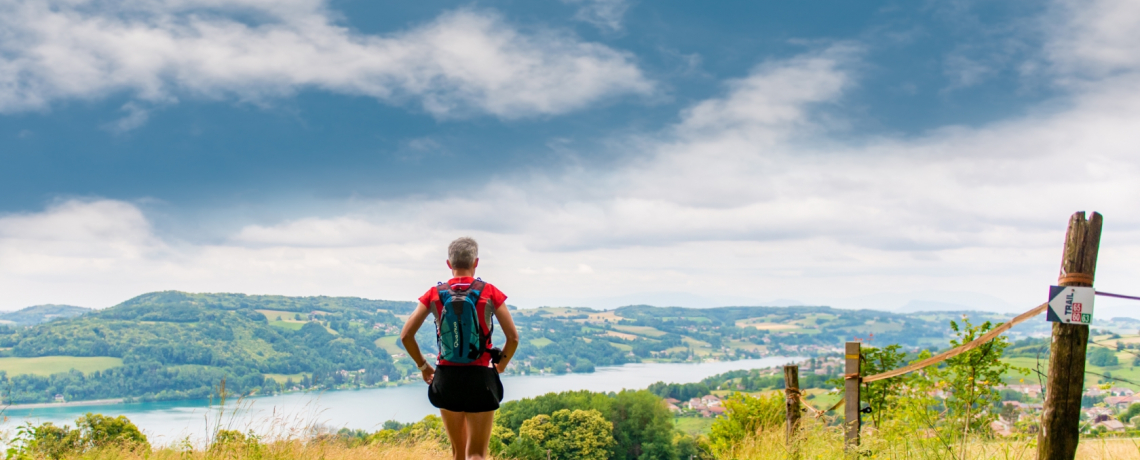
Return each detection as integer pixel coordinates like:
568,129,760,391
7,413,149,459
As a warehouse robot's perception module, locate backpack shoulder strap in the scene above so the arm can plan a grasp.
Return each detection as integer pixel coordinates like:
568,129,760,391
469,279,486,294
467,279,494,346
431,282,450,320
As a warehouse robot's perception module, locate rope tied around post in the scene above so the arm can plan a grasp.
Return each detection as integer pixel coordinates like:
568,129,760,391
1058,272,1094,285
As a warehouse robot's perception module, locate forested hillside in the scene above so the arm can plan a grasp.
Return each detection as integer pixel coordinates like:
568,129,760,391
0,290,1056,404
0,292,418,403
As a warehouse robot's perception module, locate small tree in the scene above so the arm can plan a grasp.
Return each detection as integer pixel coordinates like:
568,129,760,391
707,391,784,456
511,409,614,460
827,344,909,428
10,414,149,460
927,317,1024,456
1088,347,1119,367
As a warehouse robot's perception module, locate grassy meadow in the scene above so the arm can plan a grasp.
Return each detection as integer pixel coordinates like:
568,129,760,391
0,356,122,376
1001,332,1140,390
374,336,404,355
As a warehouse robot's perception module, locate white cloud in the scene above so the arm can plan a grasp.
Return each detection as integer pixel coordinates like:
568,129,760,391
562,0,632,32
103,102,152,133
2,0,1139,314
0,1,652,119
1045,0,1140,79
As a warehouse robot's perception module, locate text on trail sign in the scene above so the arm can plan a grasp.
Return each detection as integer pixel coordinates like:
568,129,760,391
1047,286,1095,324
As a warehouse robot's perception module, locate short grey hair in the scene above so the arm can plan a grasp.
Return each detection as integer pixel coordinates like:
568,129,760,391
448,237,479,269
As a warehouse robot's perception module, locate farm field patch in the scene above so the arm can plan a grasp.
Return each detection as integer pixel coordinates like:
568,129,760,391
269,320,304,330
0,356,123,376
605,330,638,340
608,342,633,352
375,336,404,356
575,310,622,324
612,325,667,337
674,416,714,435
735,320,796,330
257,310,304,322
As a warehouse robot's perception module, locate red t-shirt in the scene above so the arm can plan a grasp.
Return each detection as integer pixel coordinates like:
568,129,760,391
418,277,508,367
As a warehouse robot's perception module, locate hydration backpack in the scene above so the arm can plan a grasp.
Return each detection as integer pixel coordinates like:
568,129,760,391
433,279,494,364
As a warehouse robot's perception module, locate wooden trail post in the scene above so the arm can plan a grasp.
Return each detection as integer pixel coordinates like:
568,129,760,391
844,341,861,449
784,365,801,449
1039,211,1102,460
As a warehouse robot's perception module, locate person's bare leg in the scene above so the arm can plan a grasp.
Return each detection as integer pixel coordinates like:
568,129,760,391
463,411,495,460
440,409,468,460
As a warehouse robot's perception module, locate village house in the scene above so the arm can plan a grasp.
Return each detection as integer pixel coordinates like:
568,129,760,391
1111,387,1136,397
687,397,706,411
1083,406,1114,420
701,395,722,407
998,384,1042,399
1104,395,1139,410
1092,419,1126,432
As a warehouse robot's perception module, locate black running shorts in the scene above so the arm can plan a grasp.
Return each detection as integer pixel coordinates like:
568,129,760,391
428,365,504,413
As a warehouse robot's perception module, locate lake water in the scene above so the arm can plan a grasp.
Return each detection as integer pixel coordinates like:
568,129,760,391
1,357,800,445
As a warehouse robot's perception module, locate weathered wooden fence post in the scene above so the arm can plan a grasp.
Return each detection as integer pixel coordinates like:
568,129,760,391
844,341,861,450
1039,211,1102,459
784,364,801,450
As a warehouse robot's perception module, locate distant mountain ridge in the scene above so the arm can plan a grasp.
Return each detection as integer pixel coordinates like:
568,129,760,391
0,304,91,326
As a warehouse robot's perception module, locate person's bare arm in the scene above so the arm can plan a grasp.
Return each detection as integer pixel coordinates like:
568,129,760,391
400,302,435,383
493,305,520,374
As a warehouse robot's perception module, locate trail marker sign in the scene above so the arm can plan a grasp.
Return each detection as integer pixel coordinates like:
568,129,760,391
1047,286,1095,324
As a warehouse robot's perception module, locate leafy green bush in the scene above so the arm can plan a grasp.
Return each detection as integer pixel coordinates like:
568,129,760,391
707,391,784,456
505,409,615,460
8,413,149,459
368,415,448,447
496,389,695,460
210,429,264,455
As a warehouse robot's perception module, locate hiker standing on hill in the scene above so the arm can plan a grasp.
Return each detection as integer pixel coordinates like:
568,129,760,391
400,237,520,460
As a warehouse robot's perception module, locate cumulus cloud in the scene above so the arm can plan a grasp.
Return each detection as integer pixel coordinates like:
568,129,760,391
2,0,1138,313
1045,0,1140,79
219,37,1140,307
0,1,653,119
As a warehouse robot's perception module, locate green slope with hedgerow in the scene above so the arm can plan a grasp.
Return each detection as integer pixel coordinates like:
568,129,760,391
0,291,419,404
0,290,1058,404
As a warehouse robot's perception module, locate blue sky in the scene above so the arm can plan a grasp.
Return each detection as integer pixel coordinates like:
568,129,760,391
1,0,1137,317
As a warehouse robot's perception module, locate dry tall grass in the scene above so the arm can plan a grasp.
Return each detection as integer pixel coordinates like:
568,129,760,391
17,430,1140,459
724,418,1140,460
41,440,452,460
